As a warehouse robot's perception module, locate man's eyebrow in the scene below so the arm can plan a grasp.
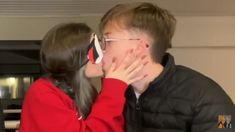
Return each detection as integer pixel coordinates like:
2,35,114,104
103,32,111,36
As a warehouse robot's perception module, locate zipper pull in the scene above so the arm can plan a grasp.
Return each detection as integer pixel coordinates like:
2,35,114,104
136,99,141,110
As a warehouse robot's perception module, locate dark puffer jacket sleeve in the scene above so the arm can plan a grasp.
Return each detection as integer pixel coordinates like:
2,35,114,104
191,78,235,132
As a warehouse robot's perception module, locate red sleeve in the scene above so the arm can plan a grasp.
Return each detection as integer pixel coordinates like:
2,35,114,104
19,78,127,132
84,78,128,132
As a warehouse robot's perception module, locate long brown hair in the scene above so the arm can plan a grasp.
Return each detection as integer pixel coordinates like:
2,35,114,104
40,23,98,118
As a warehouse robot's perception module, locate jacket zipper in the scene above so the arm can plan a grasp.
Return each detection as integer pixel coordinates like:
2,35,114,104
136,99,140,110
135,98,142,132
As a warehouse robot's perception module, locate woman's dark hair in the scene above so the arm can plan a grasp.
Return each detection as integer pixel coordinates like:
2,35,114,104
40,23,98,118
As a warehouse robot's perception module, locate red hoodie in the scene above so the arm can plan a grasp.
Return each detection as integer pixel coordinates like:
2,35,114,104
19,78,127,132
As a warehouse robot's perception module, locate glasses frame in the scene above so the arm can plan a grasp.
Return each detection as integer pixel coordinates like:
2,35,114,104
100,37,140,50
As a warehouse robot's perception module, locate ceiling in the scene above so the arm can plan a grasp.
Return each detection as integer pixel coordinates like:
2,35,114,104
0,0,234,17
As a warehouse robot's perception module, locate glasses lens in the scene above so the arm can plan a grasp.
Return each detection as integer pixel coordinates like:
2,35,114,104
99,37,106,50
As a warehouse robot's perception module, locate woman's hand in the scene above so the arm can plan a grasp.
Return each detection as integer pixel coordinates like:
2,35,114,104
85,62,104,78
105,49,148,85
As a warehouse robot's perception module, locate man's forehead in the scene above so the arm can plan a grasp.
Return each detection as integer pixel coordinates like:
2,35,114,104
102,22,129,36
102,28,130,37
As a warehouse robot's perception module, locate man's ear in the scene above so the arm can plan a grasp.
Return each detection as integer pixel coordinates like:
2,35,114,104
136,39,149,51
134,40,148,57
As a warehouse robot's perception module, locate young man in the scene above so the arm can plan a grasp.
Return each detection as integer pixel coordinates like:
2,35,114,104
99,2,235,132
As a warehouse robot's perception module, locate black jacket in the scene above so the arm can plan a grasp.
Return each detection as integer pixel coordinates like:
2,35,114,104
124,53,235,132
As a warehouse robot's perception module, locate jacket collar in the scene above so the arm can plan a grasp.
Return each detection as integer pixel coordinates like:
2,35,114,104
125,53,176,100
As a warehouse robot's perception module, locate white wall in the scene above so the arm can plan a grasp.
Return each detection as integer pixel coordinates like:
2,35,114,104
0,16,101,40
0,16,234,102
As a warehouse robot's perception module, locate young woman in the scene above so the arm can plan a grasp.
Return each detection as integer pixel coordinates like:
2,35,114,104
19,23,147,132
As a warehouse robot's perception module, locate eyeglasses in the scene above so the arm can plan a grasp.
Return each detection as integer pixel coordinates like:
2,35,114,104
99,37,140,50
